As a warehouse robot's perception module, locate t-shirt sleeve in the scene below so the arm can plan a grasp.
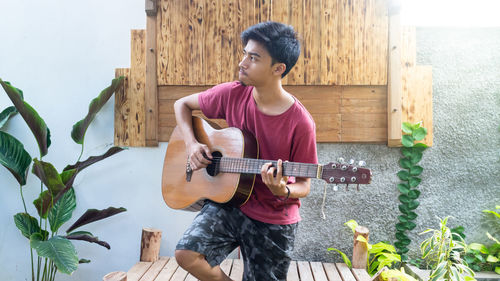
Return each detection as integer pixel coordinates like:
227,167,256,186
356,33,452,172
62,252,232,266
198,82,234,119
290,121,318,165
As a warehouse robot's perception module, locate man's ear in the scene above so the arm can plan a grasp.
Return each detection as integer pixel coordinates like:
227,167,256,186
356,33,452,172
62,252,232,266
273,63,286,77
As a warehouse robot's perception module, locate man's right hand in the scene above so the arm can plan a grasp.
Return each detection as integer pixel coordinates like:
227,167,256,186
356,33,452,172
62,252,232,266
187,142,212,171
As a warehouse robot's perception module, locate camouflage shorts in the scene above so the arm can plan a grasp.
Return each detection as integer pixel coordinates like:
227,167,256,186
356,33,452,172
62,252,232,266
176,201,298,281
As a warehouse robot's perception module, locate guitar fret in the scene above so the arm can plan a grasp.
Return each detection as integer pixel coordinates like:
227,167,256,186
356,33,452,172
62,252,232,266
219,157,319,178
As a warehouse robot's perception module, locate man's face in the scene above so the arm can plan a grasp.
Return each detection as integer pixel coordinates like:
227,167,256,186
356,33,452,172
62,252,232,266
238,39,277,86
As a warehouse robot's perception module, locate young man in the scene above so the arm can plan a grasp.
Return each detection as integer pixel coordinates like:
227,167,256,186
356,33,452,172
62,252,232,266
173,22,318,281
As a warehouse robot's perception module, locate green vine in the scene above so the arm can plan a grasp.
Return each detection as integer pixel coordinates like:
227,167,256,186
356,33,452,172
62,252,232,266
394,122,428,261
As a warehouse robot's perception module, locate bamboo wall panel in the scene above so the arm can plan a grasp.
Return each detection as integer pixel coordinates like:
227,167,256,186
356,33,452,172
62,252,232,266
156,0,388,86
156,85,386,143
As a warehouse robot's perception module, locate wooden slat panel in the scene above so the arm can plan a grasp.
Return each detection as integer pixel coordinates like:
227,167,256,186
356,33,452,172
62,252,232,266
310,262,328,281
320,0,339,85
387,5,402,146
303,0,321,84
351,268,372,281
139,257,169,281
229,258,244,281
271,0,290,85
154,258,181,280
174,0,189,84
146,10,158,146
259,0,271,22
402,65,433,146
189,0,205,85
286,0,304,85
184,273,199,281
220,0,237,82
297,261,314,281
204,0,221,84
323,263,343,281
170,266,189,281
130,29,147,146
127,261,153,281
114,68,130,146
335,263,357,281
157,0,173,85
286,261,300,281
401,26,416,68
313,114,341,142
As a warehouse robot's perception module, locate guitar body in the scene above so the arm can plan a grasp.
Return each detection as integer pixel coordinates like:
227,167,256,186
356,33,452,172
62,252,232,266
162,116,258,211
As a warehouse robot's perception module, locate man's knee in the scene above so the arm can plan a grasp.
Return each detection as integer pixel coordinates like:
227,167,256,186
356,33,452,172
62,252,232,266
175,249,202,270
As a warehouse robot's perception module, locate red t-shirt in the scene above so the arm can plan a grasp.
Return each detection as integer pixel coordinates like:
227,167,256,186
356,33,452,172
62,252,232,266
198,81,318,224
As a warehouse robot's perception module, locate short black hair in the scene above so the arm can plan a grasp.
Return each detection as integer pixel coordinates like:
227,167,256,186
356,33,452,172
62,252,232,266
240,21,300,78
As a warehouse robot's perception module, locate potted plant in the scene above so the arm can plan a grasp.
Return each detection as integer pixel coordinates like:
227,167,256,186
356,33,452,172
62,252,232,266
1,77,126,281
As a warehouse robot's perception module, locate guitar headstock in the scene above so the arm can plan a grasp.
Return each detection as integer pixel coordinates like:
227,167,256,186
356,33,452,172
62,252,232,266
320,158,372,190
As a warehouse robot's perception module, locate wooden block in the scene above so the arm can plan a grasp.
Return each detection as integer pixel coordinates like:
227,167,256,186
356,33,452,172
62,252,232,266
140,228,162,262
336,263,357,281
323,263,343,281
114,68,130,146
310,261,329,281
352,226,370,269
130,29,147,147
401,26,416,68
127,261,153,281
103,271,127,281
287,261,300,281
138,257,169,281
297,261,314,281
145,9,158,147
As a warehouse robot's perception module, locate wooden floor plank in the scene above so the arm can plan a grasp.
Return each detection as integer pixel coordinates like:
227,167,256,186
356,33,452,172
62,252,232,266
336,263,357,281
128,261,153,281
351,268,372,281
169,266,189,281
297,261,315,281
155,258,181,280
287,261,300,281
184,273,199,281
139,257,169,281
323,263,343,281
310,262,329,281
229,259,244,281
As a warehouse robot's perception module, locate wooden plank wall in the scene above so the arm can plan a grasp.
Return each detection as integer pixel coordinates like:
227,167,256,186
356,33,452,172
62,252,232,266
156,0,388,86
113,0,433,146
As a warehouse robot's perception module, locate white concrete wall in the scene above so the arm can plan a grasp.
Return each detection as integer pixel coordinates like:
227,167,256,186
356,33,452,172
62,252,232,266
0,1,197,280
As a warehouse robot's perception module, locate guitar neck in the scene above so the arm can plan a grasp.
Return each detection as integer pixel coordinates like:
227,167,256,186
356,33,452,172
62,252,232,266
218,157,320,179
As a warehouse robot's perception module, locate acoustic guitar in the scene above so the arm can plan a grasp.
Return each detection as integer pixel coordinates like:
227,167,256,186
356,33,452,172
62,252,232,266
162,116,372,211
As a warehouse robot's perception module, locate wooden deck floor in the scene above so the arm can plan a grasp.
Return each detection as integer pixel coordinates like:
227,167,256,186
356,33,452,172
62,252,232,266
127,256,372,281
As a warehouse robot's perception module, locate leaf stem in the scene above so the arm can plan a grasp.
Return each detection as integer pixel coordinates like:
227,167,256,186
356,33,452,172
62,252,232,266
77,143,84,162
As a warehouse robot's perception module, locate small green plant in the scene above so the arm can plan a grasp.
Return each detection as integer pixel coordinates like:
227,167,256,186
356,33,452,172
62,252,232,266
327,220,401,276
381,268,418,281
1,77,125,281
464,205,500,274
420,216,476,281
395,122,428,261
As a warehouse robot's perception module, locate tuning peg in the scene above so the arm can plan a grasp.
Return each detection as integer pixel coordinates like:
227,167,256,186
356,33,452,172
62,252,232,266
358,160,366,167
333,185,339,191
337,157,345,164
349,159,355,165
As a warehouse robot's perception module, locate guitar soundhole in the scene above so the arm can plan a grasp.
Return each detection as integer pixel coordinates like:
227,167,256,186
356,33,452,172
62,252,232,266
206,151,222,177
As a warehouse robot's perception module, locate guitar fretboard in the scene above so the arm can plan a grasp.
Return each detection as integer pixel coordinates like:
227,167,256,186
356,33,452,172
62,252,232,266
215,157,320,179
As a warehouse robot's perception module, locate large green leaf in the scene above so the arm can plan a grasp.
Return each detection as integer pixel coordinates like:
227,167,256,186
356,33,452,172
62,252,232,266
0,78,50,156
413,127,428,141
32,159,65,195
402,135,414,147
71,77,124,144
0,131,32,185
33,190,53,218
0,106,17,128
49,188,76,233
14,213,41,239
63,146,124,172
66,207,126,233
30,234,78,275
402,122,414,134
66,233,110,249
327,247,352,267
